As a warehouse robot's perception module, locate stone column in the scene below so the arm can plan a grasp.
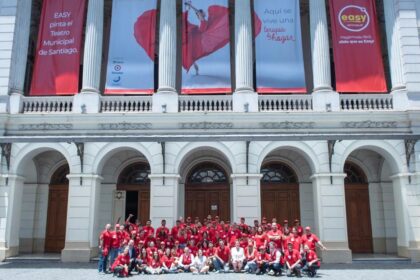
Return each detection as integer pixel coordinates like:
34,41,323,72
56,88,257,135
153,0,178,113
231,174,262,224
384,0,409,110
311,173,351,263
148,174,180,228
8,0,32,114
309,0,339,112
74,0,104,113
0,175,25,261
61,174,102,262
233,0,258,112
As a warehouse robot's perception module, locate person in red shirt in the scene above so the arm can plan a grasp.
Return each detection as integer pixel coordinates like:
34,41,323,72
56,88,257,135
156,219,169,243
267,223,282,249
301,226,327,251
171,220,182,238
244,241,257,273
146,251,162,274
255,245,270,275
267,242,282,276
302,244,321,277
294,219,304,237
109,224,122,267
158,241,166,257
213,239,230,272
287,227,303,253
111,247,130,277
254,226,267,250
284,242,302,277
98,223,112,273
161,247,178,274
179,247,195,272
135,247,148,274
143,220,155,237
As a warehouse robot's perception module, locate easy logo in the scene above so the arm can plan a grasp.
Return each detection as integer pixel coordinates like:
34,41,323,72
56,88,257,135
338,5,370,32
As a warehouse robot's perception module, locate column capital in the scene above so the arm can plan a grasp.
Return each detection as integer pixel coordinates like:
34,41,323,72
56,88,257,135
390,173,412,180
231,173,263,179
148,174,180,179
310,173,347,180
66,174,104,181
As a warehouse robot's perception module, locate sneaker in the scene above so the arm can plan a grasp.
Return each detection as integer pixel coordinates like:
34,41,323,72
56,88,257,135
268,270,275,276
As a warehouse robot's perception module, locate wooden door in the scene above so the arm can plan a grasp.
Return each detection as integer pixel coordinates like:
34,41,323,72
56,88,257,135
261,183,300,223
345,184,373,253
117,184,150,224
185,184,230,222
45,184,68,253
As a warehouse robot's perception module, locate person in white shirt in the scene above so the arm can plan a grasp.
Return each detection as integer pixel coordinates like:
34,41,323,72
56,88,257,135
190,249,209,274
230,240,245,272
178,247,195,272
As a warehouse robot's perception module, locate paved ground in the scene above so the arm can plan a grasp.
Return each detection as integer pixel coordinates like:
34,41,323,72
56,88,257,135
0,262,420,280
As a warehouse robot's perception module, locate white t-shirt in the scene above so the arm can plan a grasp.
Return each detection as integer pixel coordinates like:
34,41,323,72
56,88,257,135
193,255,208,270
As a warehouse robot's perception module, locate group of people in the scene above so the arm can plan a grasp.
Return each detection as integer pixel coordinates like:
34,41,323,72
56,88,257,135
98,214,326,277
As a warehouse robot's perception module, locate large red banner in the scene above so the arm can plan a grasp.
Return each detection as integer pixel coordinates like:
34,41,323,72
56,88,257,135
329,0,387,92
30,0,86,96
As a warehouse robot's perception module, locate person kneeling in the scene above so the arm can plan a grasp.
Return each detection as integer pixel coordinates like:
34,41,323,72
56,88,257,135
284,242,302,277
111,247,130,277
302,245,320,278
191,249,210,274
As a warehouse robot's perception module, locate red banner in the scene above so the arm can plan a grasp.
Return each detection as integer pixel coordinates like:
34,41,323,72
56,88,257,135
329,0,387,92
30,0,86,96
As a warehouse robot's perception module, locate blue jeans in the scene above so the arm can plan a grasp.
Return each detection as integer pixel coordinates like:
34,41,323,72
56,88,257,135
269,262,282,274
212,258,229,272
98,250,108,272
244,261,257,273
109,247,119,268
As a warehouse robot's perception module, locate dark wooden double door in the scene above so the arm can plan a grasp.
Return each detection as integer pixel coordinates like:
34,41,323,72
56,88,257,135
185,183,230,222
118,184,150,225
45,184,68,253
261,183,300,223
345,184,373,253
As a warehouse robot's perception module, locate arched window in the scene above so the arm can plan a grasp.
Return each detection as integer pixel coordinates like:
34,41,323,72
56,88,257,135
344,162,368,184
50,164,69,184
261,163,298,183
188,163,228,183
118,163,150,184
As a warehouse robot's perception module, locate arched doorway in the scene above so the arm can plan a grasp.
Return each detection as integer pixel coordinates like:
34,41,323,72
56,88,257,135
344,162,373,253
117,163,150,225
185,163,230,222
260,163,300,223
45,164,69,253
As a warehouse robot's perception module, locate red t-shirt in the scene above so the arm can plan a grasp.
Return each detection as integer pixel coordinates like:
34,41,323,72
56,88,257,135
161,255,174,268
110,231,121,249
100,230,112,248
181,253,193,265
287,235,302,252
305,250,320,267
216,246,230,263
301,234,320,251
147,257,161,268
245,247,256,261
254,233,267,248
205,247,217,257
111,253,130,270
156,226,169,240
284,249,301,265
267,230,282,248
256,252,270,265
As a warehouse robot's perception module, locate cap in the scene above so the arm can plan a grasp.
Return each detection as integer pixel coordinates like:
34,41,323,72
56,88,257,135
262,217,267,220
139,240,145,244
305,226,311,231
175,240,180,244
259,246,265,250
284,219,288,224
160,241,165,245
115,224,120,228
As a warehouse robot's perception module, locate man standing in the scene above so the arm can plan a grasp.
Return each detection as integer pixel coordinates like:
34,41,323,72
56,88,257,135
156,219,169,243
267,223,282,250
301,227,327,251
98,224,112,273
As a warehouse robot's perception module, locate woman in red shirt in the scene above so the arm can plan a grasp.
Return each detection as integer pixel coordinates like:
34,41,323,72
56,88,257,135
302,244,321,278
254,226,267,250
111,247,130,277
146,251,162,274
161,248,177,274
135,247,148,274
244,241,257,273
255,245,270,275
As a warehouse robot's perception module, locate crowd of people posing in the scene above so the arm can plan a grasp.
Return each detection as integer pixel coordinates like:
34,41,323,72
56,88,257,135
98,215,326,278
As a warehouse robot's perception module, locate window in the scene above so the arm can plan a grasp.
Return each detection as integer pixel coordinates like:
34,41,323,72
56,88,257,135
188,163,228,183
261,163,298,183
50,164,69,184
344,162,368,184
118,163,150,184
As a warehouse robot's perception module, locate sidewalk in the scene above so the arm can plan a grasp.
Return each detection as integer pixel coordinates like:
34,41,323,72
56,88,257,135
0,261,420,280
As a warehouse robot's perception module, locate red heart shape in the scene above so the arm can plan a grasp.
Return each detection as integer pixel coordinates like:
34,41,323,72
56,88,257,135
134,9,157,61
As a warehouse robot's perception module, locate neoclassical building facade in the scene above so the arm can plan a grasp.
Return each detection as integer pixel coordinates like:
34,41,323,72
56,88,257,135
0,0,420,264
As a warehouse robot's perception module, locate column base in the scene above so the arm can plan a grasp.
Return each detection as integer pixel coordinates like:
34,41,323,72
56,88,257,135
312,90,340,112
152,91,179,113
318,248,352,263
398,246,410,258
0,246,19,261
409,249,420,263
391,89,409,111
73,91,101,114
232,90,258,112
61,243,93,262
